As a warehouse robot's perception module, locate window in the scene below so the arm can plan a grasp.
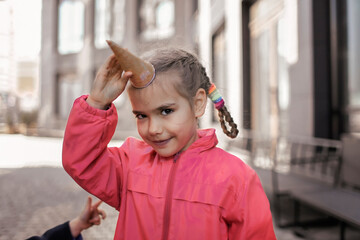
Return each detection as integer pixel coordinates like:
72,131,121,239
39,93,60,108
95,0,125,48
249,0,298,137
94,0,110,48
58,0,85,54
56,73,81,119
139,0,175,40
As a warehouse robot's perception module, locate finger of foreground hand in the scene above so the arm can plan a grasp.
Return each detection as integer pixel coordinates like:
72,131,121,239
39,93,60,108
89,217,102,225
93,200,103,208
85,196,92,212
98,209,107,219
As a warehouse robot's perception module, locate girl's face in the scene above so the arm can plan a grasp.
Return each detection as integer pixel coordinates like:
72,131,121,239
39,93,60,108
128,70,206,157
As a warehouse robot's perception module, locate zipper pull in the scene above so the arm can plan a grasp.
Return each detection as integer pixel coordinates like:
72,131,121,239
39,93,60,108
173,152,180,163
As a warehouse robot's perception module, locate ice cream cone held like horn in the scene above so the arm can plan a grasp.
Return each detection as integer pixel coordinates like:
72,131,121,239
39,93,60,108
106,40,155,88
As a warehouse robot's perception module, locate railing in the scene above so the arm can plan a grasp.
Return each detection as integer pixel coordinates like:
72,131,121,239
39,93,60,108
226,130,343,226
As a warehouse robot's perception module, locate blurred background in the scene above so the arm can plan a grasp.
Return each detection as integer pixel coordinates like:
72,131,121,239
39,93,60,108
1,0,359,140
0,0,360,239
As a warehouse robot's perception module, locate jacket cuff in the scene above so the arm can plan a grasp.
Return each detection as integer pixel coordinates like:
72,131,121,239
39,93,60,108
77,95,116,118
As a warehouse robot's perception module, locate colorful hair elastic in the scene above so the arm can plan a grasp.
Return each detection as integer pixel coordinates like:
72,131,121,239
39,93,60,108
208,83,225,110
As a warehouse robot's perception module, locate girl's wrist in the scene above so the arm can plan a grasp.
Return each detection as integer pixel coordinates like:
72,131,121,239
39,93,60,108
86,96,110,110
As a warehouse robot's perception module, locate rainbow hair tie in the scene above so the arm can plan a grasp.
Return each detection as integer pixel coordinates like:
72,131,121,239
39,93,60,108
208,83,224,110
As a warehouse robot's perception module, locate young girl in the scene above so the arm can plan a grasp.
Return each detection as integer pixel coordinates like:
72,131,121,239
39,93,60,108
62,47,276,240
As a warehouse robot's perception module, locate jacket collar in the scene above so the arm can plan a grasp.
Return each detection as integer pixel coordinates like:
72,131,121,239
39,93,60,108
156,128,218,161
187,128,218,153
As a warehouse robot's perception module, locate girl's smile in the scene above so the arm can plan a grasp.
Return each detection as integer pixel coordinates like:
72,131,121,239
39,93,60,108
151,138,172,147
127,70,204,157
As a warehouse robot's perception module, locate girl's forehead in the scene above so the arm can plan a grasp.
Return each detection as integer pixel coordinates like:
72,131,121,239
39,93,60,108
129,70,181,95
127,70,184,104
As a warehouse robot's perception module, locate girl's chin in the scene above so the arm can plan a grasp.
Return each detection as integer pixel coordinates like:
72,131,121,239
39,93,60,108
154,149,177,158
152,145,182,158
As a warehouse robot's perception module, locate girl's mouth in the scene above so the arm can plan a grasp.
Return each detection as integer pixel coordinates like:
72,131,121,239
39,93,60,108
152,138,171,147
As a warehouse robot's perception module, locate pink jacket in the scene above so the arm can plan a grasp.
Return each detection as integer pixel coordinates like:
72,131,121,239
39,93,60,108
63,96,276,240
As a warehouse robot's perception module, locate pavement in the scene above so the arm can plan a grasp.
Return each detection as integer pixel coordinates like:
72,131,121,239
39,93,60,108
0,134,122,240
0,134,359,240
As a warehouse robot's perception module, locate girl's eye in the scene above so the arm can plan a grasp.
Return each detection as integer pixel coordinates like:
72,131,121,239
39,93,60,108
161,109,173,116
135,114,146,119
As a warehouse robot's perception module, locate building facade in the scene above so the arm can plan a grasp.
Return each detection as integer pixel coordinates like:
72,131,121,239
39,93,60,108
0,0,40,134
198,0,360,143
39,0,360,141
39,0,198,138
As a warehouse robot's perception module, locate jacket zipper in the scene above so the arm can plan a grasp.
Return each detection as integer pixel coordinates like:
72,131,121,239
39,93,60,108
161,153,180,240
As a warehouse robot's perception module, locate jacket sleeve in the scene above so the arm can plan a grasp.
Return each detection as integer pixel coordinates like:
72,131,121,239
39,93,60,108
226,167,277,240
62,95,125,209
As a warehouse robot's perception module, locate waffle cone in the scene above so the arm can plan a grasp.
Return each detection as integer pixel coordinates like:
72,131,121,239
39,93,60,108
106,40,155,88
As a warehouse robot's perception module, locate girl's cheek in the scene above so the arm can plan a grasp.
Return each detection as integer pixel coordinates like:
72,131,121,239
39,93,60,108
136,122,146,136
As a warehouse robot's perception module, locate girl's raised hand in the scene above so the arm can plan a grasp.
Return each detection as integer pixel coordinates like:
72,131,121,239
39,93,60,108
87,54,133,109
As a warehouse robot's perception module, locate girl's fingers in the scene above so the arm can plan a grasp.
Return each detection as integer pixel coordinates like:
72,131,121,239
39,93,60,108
121,71,133,83
114,72,131,92
112,63,124,78
105,54,116,70
96,55,116,80
106,59,124,79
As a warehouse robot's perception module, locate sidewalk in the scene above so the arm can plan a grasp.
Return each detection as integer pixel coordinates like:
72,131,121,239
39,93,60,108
0,167,119,240
0,133,347,240
0,134,123,168
0,134,123,240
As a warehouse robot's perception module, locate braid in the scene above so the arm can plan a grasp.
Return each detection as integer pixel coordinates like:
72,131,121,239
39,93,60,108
194,64,210,94
200,69,238,138
218,106,239,138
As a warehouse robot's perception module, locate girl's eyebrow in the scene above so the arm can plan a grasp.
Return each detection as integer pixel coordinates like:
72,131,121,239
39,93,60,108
157,103,176,110
132,110,143,115
132,103,176,115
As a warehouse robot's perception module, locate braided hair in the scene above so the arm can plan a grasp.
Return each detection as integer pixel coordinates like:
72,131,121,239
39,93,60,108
142,48,239,138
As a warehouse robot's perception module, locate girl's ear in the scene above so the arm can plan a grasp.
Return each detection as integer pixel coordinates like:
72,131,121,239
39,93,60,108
193,88,207,118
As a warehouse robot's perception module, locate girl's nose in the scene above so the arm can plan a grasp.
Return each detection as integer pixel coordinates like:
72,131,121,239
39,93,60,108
148,118,162,135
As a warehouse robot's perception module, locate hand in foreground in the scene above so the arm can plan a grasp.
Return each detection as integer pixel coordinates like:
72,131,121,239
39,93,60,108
87,54,133,109
69,196,107,237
